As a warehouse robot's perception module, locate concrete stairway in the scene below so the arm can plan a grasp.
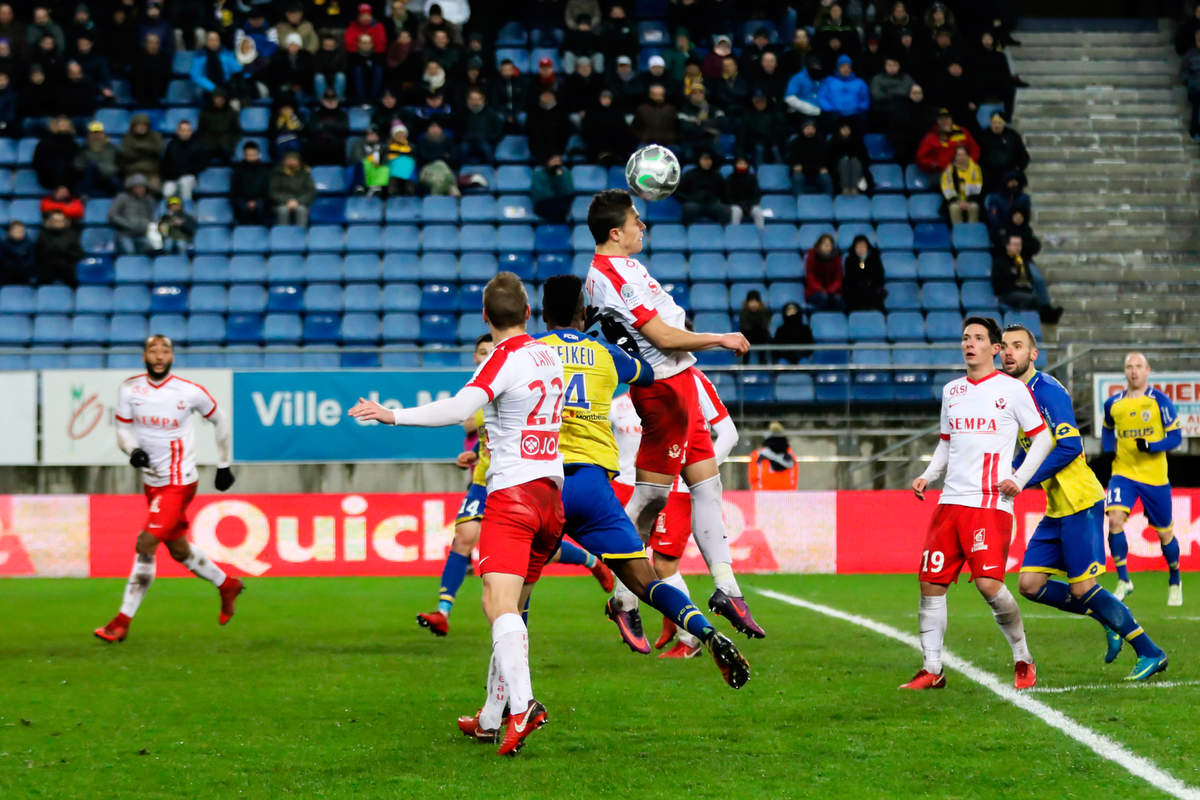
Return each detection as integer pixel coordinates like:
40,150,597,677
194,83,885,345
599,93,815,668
1010,25,1200,351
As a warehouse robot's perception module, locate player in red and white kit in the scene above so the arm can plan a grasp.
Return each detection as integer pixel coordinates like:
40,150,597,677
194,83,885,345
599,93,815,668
902,317,1054,690
610,369,739,657
585,189,764,640
94,335,242,643
349,273,565,757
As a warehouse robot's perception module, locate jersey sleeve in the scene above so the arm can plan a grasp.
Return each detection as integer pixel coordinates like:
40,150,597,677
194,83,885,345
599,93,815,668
465,347,518,402
595,259,658,329
693,370,730,425
1155,390,1181,433
115,382,132,423
1012,382,1047,437
191,381,218,418
938,386,950,441
1023,379,1083,485
1101,394,1117,452
603,342,652,387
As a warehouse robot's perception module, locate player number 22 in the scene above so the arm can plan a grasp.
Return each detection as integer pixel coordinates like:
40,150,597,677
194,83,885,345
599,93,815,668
921,549,945,573
527,378,565,426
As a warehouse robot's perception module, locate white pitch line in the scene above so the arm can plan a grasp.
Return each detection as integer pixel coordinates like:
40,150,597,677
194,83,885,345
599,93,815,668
1027,680,1200,694
755,587,1200,800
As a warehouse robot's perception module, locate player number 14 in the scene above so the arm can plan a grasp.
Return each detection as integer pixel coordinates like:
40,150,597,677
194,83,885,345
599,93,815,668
921,549,945,573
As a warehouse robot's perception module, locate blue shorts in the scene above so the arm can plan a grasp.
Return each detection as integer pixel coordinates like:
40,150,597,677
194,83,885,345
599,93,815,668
1106,475,1173,531
1021,500,1107,583
562,464,646,561
455,483,487,525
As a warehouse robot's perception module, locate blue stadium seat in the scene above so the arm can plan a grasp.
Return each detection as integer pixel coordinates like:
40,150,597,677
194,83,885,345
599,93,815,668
8,199,42,226
833,195,871,223
661,282,689,310
420,313,457,343
724,225,761,252
496,226,534,252
381,224,419,251
570,223,594,250
693,312,733,333
96,108,130,132
796,195,833,224
301,254,340,283
382,312,420,341
36,285,74,313
570,165,606,194
81,228,115,255
310,197,345,225
810,312,848,342
535,253,569,280
690,284,730,312
112,285,151,313
764,252,803,281
875,223,913,251
75,286,112,314
341,312,380,344
346,196,384,223
461,196,498,223
952,223,991,251
893,370,932,402
307,225,345,253
345,224,384,253
644,197,682,224
297,351,338,368
303,313,340,343
193,226,230,255
497,252,535,281
344,254,381,282
767,281,805,310
69,314,106,345
228,284,268,313
262,348,304,367
847,310,886,342
196,167,232,196
795,224,827,251
871,195,908,223
187,313,226,344
649,252,686,282
496,136,531,164
570,253,592,277
267,284,303,312
917,252,956,282
347,107,372,133
0,139,15,165
814,370,849,402
76,256,115,285
459,284,485,313
887,311,926,341
920,282,960,312
195,198,233,225
32,314,71,345
727,253,764,281
381,255,418,283
421,225,460,252
864,133,896,162
457,314,485,343
145,312,186,343
925,310,964,341
84,198,113,226
741,371,775,405
420,284,457,313
107,313,148,345
535,225,571,253
496,165,533,194
227,255,267,283
637,20,669,45
869,163,904,193
905,164,934,192
497,195,534,222
954,251,991,281
836,223,874,251
171,51,192,75
881,251,917,280
422,195,459,224
494,22,528,47
1004,310,1043,343
225,313,262,344
689,254,727,282
231,226,269,254
312,166,346,196
268,225,306,253
907,193,943,223
419,253,458,282
151,255,190,284
189,285,227,313
150,285,187,313
266,254,305,284
0,314,31,344
775,373,815,403
383,196,419,225
263,313,302,343
852,366,893,402
913,223,951,251
648,223,686,251
161,108,199,133
761,195,797,223
303,284,343,313
460,253,498,282
343,284,382,313
884,281,920,311
755,164,788,193
960,280,998,310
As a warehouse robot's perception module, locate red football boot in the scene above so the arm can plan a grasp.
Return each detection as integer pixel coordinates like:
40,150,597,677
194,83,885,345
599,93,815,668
899,669,946,690
93,613,130,643
218,577,244,625
654,616,677,650
417,610,450,636
1014,660,1037,689
589,559,615,593
497,699,547,757
457,709,501,743
658,639,703,659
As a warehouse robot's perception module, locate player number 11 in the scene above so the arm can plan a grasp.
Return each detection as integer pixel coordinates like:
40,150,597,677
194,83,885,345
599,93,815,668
921,549,945,573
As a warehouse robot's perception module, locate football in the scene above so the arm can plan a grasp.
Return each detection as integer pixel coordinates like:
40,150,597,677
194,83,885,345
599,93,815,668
625,144,681,201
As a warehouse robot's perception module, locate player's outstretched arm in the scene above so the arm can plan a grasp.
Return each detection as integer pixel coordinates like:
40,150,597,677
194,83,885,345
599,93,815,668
348,386,490,428
638,315,750,355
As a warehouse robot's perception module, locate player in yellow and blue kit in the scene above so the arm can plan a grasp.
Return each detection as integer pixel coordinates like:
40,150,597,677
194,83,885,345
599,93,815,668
1103,352,1184,605
534,275,749,688
1003,327,1167,682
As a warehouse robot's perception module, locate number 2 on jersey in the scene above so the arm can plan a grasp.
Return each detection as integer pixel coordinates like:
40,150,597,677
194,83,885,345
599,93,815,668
526,378,565,425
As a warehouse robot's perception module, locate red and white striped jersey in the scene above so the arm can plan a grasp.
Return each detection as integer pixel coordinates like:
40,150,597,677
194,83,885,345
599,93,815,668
465,333,565,492
585,252,695,380
115,374,218,487
937,370,1046,513
692,368,730,427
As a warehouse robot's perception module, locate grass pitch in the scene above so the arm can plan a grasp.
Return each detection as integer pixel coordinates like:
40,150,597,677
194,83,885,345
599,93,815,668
1,573,1197,799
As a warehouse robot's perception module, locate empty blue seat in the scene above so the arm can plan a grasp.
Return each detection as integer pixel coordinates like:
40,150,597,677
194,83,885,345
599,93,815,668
342,312,380,344
422,195,459,223
81,228,115,255
761,195,797,223
833,195,871,223
796,224,828,251
847,310,886,341
189,285,227,313
419,253,458,281
344,254,381,282
693,311,733,333
456,314,485,343
920,282,960,311
570,224,595,251
535,225,571,253
8,199,41,225
382,312,420,340
871,195,908,222
345,224,384,253
343,284,382,312
346,196,384,222
767,281,805,310
727,253,764,281
908,193,943,223
755,164,789,193
266,254,305,283
84,198,113,226
229,284,268,313
76,256,115,285
269,226,306,253
917,252,956,281
227,255,267,283
33,314,71,344
724,225,761,252
112,285,151,313
885,281,920,311
262,348,304,367
304,253,343,282
535,253,569,280
11,169,40,196
312,166,346,195
1004,310,1043,342
956,251,991,280
69,314,107,345
741,371,775,405
648,223,686,251
661,282,689,310
420,313,457,343
161,107,199,133
687,224,725,253
836,223,874,251
108,313,148,345
913,223,951,251
810,312,848,342
571,165,606,194
420,283,457,313
494,22,527,47
187,313,226,344
382,254,416,283
75,285,113,314
881,251,917,280
952,223,991,251
875,223,913,251
267,284,303,312
459,284,486,313
496,251,535,281
232,226,269,254
926,310,964,341
150,285,187,313
496,136,531,164
307,225,345,253
461,195,498,223
146,313,186,344
690,284,730,312
0,139,13,165
893,369,932,402
864,133,896,162
764,252,803,281
869,163,904,193
650,252,687,282
906,164,934,192
497,195,534,222
496,226,534,252
421,225,460,252
194,226,230,255
381,224,419,251
195,198,233,225
196,167,232,196
689,254,727,282
310,197,346,225
36,285,74,313
887,311,926,341
303,313,340,343
460,253,498,282
263,313,302,343
152,255,190,284
0,314,31,344
775,373,815,403
960,280,998,310
303,284,343,313
643,197,682,224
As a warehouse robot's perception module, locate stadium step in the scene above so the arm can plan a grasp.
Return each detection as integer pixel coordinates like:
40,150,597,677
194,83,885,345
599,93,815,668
1035,207,1200,225
1011,31,1167,47
1016,117,1183,133
1023,132,1185,149
1017,59,1173,75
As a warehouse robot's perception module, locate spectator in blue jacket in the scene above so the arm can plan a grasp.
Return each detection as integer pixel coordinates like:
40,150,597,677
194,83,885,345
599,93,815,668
817,54,869,132
784,65,820,118
191,31,240,96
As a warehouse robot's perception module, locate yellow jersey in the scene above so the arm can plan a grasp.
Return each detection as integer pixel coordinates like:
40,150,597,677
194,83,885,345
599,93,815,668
471,409,489,486
534,329,649,475
1016,371,1105,518
1103,388,1180,486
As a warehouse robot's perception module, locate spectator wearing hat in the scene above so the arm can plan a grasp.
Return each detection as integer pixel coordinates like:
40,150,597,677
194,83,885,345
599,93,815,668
160,120,207,203
41,184,83,222
384,121,418,195
349,32,386,104
788,117,832,196
346,3,387,54
157,197,197,255
817,54,870,132
269,32,316,98
33,115,79,191
73,121,120,197
419,4,463,48
662,28,695,83
738,289,772,361
314,32,348,100
0,221,34,285
269,100,305,161
702,33,734,80
275,2,319,53
191,31,239,97
843,234,887,312
531,153,573,223
598,4,637,64
984,169,1031,242
459,88,504,163
269,149,317,225
453,54,490,111
118,113,165,191
747,422,799,491
231,33,272,105
738,88,784,164
642,54,676,97
940,144,982,224
581,88,634,165
976,111,1029,194
307,89,350,166
349,124,390,196
677,151,731,225
109,174,156,255
632,83,679,145
236,9,278,62
231,141,271,224
489,58,528,132
607,54,646,114
35,210,82,286
805,233,844,311
774,301,814,364
531,55,561,97
784,63,821,118
915,108,979,173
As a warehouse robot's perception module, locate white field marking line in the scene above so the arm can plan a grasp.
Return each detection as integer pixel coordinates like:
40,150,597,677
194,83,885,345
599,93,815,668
1027,680,1200,694
755,588,1200,800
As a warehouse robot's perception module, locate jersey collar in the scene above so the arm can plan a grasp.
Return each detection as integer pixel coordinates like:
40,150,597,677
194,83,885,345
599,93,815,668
965,370,1001,385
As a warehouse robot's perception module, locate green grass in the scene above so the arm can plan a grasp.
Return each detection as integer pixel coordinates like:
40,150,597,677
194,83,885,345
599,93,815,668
1,574,1198,799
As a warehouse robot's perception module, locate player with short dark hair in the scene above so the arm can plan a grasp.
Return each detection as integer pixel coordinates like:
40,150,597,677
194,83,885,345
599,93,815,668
1102,352,1183,606
1001,326,1168,681
903,317,1053,690
93,335,242,643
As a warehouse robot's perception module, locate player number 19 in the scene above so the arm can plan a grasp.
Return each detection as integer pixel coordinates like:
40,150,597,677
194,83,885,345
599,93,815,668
921,549,944,573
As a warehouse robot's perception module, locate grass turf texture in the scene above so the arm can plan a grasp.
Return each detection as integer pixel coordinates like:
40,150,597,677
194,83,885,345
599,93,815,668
1,574,1197,799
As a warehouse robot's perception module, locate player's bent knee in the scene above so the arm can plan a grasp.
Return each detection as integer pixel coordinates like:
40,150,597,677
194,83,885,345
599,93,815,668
611,559,654,598
1069,577,1096,598
974,577,1003,598
1017,573,1046,599
135,531,159,554
165,538,191,562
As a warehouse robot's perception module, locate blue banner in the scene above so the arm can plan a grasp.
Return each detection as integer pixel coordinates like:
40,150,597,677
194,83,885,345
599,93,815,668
233,370,473,462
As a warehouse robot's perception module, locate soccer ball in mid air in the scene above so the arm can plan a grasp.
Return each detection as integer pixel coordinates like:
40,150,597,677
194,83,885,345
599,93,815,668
625,144,681,201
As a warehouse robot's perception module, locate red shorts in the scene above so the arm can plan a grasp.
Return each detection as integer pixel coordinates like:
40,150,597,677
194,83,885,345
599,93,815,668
630,367,715,477
477,478,565,584
144,482,198,542
919,503,1013,584
648,490,693,559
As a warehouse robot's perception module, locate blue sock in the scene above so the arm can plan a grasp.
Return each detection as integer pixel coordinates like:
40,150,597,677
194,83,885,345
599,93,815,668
555,539,596,568
1108,532,1130,582
522,596,531,626
1031,580,1088,616
436,551,471,617
645,579,713,641
1162,537,1181,585
1081,585,1164,658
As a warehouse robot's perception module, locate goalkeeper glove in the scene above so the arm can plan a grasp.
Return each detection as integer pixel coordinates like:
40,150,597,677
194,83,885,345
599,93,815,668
129,448,150,469
214,467,236,492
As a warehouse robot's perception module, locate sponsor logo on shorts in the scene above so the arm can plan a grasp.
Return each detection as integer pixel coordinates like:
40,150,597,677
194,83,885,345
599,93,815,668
970,528,987,552
667,444,681,459
982,564,1000,571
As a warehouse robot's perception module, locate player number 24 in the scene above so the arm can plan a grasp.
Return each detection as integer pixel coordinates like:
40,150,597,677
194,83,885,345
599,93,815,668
921,549,945,573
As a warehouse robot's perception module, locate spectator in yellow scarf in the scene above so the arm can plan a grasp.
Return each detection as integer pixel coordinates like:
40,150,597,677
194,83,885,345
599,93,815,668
940,144,982,224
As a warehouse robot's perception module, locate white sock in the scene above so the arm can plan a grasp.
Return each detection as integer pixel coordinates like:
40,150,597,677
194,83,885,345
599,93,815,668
612,577,639,611
624,482,670,542
478,652,507,730
918,595,948,674
986,585,1032,664
688,475,741,596
182,545,227,587
119,554,156,617
491,612,532,712
661,571,700,646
